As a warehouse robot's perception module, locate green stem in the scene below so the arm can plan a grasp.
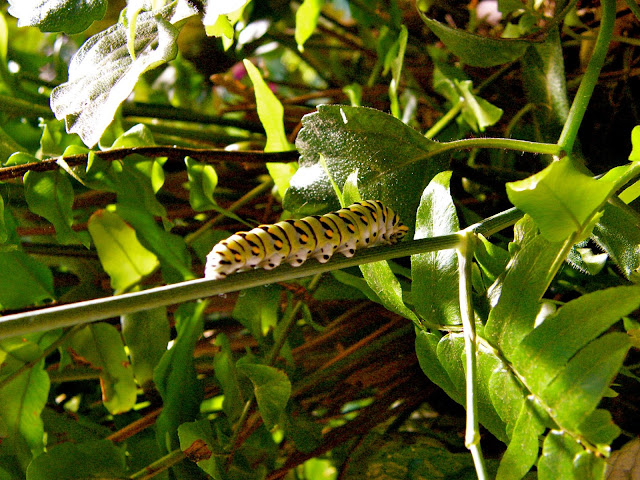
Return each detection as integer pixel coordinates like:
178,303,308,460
128,448,186,480
0,208,522,340
557,0,615,153
0,93,55,119
457,231,488,480
425,102,464,139
624,0,640,22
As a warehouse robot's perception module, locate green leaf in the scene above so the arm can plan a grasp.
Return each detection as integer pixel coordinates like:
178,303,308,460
418,10,529,67
23,170,89,247
343,176,419,324
213,334,243,422
236,360,291,429
284,105,448,230
591,201,640,281
411,171,461,326
540,332,630,432
185,156,219,211
68,323,137,414
577,409,620,447
121,307,170,390
537,431,605,480
243,59,292,153
415,330,458,397
0,360,48,464
388,25,408,119
177,419,223,479
0,125,24,164
295,0,323,52
520,28,570,142
629,125,640,161
485,216,567,358
155,303,204,454
474,234,510,285
112,155,167,219
511,285,640,393
113,204,194,283
0,250,54,310
87,209,159,292
506,157,624,242
25,439,126,480
232,285,281,340
7,0,107,34
50,2,197,146
203,1,250,39
496,399,545,480
456,80,503,132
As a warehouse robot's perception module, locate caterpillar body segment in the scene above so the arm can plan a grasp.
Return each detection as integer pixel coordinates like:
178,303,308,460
205,200,409,279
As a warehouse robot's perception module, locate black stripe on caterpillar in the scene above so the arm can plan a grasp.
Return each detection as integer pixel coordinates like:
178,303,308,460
204,200,408,279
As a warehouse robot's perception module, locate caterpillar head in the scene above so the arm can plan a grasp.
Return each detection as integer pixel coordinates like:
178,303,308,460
389,221,409,244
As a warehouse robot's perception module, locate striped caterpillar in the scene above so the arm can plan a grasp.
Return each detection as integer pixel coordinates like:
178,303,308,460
205,200,408,279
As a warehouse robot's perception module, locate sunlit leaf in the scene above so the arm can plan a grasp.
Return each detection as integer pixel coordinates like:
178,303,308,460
7,0,107,34
284,105,447,230
411,171,461,326
506,157,630,242
87,209,158,292
50,2,197,146
177,419,223,478
295,0,323,52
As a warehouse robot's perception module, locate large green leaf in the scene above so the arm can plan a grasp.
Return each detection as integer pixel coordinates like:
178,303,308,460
411,171,461,326
236,360,291,429
23,170,89,247
485,216,567,358
232,285,281,340
511,285,640,393
68,323,137,414
418,11,529,67
284,105,448,229
154,302,204,456
121,307,169,390
7,0,107,34
25,439,126,480
87,209,159,292
50,2,197,146
506,157,630,242
540,332,630,433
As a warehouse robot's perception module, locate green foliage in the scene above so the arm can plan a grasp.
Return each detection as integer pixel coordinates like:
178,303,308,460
0,1,639,479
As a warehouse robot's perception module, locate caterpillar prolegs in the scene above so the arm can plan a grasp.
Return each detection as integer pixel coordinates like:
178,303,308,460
205,200,408,280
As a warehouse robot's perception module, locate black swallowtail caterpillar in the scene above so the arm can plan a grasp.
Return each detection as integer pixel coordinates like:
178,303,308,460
205,200,408,279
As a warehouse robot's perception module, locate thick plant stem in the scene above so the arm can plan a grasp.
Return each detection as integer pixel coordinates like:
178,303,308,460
457,231,488,480
557,0,615,153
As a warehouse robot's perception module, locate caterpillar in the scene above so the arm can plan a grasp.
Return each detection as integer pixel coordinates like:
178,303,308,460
205,200,408,279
